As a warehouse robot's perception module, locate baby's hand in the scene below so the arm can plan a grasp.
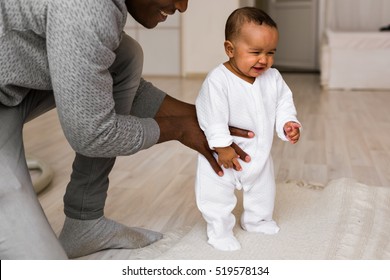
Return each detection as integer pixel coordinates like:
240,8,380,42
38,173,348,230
215,146,242,171
284,121,301,144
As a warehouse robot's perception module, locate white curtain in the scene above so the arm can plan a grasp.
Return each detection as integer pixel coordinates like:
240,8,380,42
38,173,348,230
325,0,390,31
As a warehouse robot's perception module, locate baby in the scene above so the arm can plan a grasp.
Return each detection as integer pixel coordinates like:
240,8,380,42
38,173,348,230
195,7,301,251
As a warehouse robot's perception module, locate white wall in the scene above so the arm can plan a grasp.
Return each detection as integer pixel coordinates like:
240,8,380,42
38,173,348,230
181,0,241,76
125,0,255,76
125,14,181,76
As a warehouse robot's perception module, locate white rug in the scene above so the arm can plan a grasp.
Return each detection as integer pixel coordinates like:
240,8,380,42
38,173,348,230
88,178,390,260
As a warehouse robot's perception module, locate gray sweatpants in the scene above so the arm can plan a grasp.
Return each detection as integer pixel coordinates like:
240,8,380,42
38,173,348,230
0,34,164,259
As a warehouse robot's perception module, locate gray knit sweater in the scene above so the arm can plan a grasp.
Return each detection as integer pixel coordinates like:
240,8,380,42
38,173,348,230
0,0,162,157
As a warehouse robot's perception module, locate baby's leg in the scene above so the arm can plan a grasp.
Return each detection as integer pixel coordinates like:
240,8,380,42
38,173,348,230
241,164,279,234
195,157,241,251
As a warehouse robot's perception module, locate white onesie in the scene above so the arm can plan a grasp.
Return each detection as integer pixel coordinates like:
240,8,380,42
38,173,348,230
195,64,300,251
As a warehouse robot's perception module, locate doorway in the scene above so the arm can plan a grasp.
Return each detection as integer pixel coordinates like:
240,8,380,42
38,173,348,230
256,0,319,71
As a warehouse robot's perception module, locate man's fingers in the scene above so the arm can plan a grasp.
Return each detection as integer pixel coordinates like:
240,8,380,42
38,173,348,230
205,150,223,176
229,126,255,138
232,158,242,171
231,142,250,162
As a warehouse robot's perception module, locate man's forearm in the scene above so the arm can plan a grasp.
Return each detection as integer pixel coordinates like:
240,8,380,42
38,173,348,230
155,95,195,118
154,116,183,144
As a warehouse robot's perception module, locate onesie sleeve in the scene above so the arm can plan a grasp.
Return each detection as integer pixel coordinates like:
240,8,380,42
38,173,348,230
273,69,301,141
46,0,159,157
195,69,234,149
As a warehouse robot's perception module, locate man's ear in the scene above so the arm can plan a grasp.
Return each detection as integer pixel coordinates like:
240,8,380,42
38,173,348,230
224,40,234,58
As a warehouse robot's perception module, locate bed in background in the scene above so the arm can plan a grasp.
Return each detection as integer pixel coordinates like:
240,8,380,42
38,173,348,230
320,0,390,90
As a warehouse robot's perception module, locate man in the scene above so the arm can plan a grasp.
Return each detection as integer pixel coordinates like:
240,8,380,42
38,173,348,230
0,0,251,259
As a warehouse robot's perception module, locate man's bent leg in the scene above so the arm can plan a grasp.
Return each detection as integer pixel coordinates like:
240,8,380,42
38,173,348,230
0,103,67,259
59,34,162,258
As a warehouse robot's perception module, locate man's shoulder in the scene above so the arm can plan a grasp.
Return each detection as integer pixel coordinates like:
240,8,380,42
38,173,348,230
49,0,127,26
48,0,127,47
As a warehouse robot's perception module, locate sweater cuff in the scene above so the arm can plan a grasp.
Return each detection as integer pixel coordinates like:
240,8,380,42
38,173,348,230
139,118,160,150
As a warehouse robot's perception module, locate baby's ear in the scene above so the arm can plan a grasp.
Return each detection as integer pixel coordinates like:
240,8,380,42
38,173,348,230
224,40,234,58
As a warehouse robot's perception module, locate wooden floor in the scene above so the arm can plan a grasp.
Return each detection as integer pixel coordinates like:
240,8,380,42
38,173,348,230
23,73,390,259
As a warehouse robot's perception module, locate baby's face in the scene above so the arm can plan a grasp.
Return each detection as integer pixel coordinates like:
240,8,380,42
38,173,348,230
226,22,279,82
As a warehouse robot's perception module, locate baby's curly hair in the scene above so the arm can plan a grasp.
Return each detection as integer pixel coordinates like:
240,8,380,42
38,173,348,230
225,7,277,41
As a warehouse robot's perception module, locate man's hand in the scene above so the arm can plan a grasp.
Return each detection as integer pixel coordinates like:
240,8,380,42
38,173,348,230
155,95,253,176
229,127,254,163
